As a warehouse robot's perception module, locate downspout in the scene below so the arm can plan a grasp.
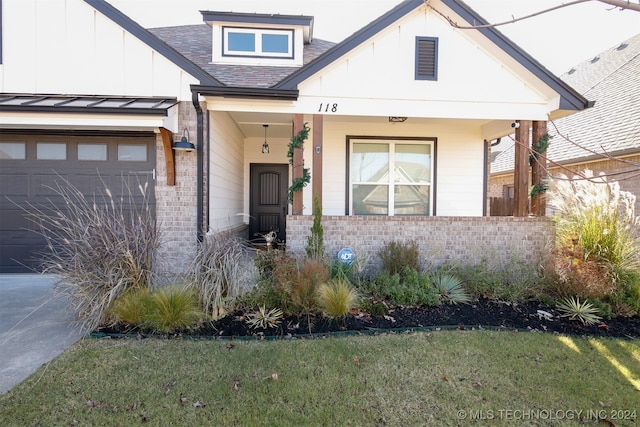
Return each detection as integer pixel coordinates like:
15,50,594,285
192,90,204,243
482,139,489,217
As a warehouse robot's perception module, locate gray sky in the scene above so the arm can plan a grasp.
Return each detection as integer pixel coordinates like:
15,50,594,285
108,0,640,74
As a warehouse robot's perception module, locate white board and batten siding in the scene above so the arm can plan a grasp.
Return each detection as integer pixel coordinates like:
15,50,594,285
0,0,197,105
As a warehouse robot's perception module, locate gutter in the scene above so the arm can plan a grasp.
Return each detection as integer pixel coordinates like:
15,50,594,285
192,90,204,243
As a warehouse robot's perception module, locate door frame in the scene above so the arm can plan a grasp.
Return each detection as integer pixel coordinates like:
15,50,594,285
249,163,289,247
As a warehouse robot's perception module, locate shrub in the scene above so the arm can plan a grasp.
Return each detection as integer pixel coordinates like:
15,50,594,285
368,268,439,307
144,287,202,333
451,255,543,302
286,260,330,316
305,194,324,260
378,240,420,278
186,231,256,319
317,279,359,318
23,176,159,332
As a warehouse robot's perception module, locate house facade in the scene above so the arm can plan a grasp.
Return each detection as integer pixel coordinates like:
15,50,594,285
490,33,640,216
0,0,589,275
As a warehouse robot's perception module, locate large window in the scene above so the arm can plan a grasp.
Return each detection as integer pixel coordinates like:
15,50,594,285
223,27,293,58
350,139,434,216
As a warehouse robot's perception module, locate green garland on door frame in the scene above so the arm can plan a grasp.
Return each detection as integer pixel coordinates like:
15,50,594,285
287,123,311,202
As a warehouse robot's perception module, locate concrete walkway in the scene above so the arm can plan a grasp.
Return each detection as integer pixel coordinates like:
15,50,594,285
0,274,84,394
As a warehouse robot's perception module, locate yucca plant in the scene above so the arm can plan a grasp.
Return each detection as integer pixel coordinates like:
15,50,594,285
431,272,471,304
144,287,203,333
246,306,284,330
317,279,359,319
555,296,602,325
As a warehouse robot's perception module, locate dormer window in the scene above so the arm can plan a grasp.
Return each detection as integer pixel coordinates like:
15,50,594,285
224,27,294,58
202,11,313,67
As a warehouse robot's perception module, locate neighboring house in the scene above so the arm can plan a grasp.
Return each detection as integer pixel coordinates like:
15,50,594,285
0,0,590,275
490,33,640,215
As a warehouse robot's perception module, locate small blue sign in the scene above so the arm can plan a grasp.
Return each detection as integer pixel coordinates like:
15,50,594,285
338,248,355,265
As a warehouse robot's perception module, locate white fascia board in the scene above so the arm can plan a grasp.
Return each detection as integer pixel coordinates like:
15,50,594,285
205,95,551,121
0,112,166,131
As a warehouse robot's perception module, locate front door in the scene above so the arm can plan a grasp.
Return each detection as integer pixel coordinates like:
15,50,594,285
249,164,289,246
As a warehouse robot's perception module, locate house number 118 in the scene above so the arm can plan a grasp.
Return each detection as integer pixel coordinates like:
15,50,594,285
318,103,338,113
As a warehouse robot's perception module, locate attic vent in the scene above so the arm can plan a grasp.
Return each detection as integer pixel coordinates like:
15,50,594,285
591,55,600,63
616,43,628,51
415,36,438,81
568,68,576,75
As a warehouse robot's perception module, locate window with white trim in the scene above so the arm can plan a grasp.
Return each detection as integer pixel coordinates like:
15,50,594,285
223,27,293,58
350,139,434,216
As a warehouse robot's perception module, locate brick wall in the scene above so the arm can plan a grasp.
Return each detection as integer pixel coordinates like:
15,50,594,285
286,216,554,272
155,101,202,280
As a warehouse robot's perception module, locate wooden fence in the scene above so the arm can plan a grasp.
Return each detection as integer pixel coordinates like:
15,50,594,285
489,197,514,216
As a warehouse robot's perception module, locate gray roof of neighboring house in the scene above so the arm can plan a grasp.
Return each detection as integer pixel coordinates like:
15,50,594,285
491,33,640,175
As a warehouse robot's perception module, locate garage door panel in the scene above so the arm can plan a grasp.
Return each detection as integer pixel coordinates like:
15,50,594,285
0,172,29,196
0,134,155,273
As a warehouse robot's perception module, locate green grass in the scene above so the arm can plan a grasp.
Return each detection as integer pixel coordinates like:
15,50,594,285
1,332,639,426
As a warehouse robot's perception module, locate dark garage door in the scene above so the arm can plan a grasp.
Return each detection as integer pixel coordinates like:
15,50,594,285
0,132,156,273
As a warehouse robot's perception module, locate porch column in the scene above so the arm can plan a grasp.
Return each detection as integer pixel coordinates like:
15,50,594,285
312,114,323,211
292,114,305,215
513,120,531,217
531,121,548,216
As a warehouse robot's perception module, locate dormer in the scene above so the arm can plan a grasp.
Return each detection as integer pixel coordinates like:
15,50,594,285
201,11,314,67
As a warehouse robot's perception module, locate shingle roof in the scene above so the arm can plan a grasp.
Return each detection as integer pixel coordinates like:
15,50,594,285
148,25,336,88
491,33,640,175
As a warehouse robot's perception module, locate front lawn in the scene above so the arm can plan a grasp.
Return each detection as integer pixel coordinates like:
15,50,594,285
1,331,638,426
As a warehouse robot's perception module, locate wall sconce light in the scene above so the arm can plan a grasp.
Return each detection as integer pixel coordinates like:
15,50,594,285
262,124,270,154
315,145,321,154
172,128,196,152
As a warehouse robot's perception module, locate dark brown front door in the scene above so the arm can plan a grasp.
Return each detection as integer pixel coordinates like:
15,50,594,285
249,164,289,245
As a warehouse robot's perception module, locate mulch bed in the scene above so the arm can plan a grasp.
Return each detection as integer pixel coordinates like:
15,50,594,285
94,298,640,339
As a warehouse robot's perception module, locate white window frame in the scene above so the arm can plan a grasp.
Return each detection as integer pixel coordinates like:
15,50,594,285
349,138,435,216
223,27,294,58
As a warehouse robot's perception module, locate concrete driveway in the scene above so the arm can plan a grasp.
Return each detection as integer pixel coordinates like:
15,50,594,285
0,274,84,394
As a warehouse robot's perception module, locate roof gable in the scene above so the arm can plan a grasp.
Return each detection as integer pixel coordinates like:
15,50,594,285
272,0,588,113
84,0,221,86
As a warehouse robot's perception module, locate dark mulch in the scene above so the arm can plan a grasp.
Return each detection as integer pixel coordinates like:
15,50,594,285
95,298,640,339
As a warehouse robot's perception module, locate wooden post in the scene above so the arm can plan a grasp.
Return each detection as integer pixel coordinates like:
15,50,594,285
312,114,323,212
531,121,547,216
513,120,531,217
292,114,305,215
159,127,176,186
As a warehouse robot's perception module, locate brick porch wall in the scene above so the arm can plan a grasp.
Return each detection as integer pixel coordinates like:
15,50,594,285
286,216,554,272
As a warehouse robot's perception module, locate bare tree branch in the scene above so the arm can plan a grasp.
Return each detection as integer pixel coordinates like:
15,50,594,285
424,0,640,31
597,0,640,12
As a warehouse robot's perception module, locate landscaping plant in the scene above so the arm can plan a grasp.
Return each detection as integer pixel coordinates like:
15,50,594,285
378,240,419,278
246,305,284,330
431,271,471,304
185,231,256,319
317,279,359,318
305,194,325,260
546,172,640,314
143,286,203,333
22,176,159,332
555,296,602,325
